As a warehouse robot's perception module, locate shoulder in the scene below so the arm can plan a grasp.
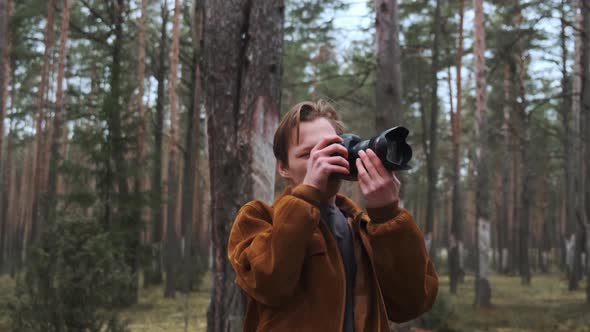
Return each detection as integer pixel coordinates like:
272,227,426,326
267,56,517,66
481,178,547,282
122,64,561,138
236,199,273,223
230,200,274,243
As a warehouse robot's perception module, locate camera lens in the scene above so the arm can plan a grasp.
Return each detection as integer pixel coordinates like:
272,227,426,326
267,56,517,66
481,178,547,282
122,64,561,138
386,141,401,165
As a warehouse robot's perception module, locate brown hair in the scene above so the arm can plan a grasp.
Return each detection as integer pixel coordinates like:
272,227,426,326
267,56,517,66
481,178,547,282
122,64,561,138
273,99,345,166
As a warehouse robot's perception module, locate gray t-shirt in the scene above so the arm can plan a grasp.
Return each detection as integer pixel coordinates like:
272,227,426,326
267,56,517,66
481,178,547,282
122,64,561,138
320,203,356,332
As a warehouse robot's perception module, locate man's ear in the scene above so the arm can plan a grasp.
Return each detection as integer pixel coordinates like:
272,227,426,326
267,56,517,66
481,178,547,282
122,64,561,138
277,160,291,179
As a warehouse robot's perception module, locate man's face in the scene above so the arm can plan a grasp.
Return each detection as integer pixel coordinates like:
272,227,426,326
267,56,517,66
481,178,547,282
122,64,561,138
278,117,342,197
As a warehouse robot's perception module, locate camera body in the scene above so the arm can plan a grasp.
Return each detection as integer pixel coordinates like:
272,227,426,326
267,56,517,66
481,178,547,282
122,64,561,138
334,126,412,181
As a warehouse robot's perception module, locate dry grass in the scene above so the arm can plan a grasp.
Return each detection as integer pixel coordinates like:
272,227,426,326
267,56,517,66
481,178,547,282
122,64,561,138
1,271,589,331
121,286,209,332
121,272,212,332
0,273,211,332
435,273,590,332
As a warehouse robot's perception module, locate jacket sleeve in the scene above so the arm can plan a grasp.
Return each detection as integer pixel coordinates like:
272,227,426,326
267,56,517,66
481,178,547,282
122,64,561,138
227,184,323,307
365,202,439,323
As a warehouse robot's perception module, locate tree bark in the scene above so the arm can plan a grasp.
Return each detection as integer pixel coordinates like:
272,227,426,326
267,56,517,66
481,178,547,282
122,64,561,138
3,122,14,274
501,64,513,275
180,0,204,294
510,105,521,276
136,0,147,196
18,143,35,271
109,0,130,213
30,0,55,244
5,72,14,275
147,1,169,287
569,0,584,291
536,162,550,273
374,0,402,130
449,0,465,294
579,0,590,303
164,0,182,299
0,0,11,272
424,0,441,261
132,0,148,290
133,0,148,266
515,6,531,286
204,0,284,330
473,0,491,307
44,0,70,226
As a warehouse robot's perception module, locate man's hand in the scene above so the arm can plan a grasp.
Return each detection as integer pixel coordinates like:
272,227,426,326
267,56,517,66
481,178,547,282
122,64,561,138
356,149,401,209
302,135,350,193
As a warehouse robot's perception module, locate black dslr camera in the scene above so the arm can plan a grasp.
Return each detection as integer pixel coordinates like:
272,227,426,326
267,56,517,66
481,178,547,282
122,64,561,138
334,126,412,181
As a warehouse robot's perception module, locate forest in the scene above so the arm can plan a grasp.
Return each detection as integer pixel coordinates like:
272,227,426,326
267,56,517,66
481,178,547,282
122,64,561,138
0,0,588,331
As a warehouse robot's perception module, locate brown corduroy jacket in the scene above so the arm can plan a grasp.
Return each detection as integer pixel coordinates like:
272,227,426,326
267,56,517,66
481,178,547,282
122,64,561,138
227,184,438,331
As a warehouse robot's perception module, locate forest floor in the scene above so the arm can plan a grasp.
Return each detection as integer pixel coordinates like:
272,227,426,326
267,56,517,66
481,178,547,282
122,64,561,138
0,272,588,331
428,273,590,332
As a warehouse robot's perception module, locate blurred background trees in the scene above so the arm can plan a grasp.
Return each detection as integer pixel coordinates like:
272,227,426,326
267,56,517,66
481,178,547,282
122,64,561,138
0,0,588,331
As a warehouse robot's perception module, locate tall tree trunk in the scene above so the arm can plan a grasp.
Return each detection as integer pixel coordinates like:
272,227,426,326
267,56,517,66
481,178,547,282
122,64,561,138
449,0,465,294
579,0,590,303
493,156,502,272
133,0,148,289
501,64,513,274
147,1,169,287
510,108,521,276
19,142,35,271
3,121,14,274
30,0,55,243
105,0,137,304
374,0,402,129
567,0,582,287
536,162,550,273
180,0,204,294
198,139,211,259
3,69,14,275
473,0,491,307
515,5,531,286
5,73,15,276
111,0,130,211
0,0,12,272
164,0,181,299
134,0,148,248
44,0,70,225
104,0,130,223
424,0,441,260
204,1,284,330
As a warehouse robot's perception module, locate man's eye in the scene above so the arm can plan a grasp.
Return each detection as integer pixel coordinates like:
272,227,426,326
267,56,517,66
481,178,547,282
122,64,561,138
299,153,309,158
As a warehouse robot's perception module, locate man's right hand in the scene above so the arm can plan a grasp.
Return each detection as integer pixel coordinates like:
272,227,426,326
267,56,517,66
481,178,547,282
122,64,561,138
302,135,350,193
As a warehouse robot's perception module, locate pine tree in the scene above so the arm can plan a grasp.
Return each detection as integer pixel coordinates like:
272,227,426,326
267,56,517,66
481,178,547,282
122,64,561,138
164,0,181,299
43,0,70,225
375,0,402,129
474,0,492,307
449,0,465,294
204,1,284,330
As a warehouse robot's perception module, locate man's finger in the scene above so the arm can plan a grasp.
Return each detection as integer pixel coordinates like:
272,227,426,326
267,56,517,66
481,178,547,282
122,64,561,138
366,149,388,177
318,142,348,159
356,158,370,184
312,135,343,152
324,156,349,169
359,150,378,178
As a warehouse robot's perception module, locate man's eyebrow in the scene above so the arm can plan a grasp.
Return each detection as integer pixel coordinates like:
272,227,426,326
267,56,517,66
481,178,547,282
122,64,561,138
296,145,314,154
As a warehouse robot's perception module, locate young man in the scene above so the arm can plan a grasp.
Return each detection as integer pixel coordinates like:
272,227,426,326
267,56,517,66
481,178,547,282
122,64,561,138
228,100,438,331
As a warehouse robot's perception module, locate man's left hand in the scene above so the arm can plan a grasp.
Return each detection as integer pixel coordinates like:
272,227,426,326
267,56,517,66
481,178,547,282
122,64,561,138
356,149,401,209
